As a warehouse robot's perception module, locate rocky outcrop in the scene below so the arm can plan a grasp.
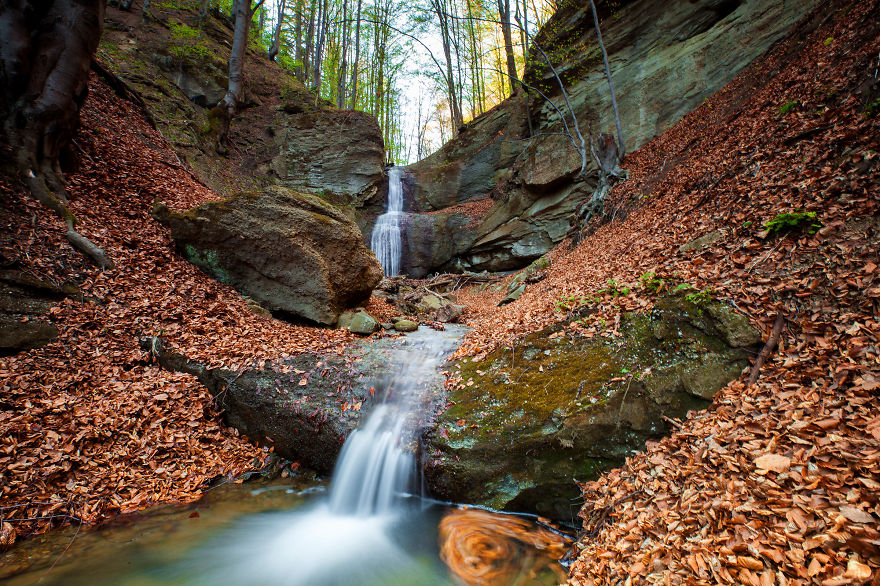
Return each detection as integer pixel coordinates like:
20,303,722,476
270,110,386,209
423,293,761,520
0,262,72,354
155,185,382,325
402,0,821,273
141,326,467,473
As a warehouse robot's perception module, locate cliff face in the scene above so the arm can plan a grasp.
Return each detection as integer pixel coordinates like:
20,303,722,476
98,3,386,209
402,0,821,275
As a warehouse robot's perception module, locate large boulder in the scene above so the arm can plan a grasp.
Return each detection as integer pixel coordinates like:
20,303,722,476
423,293,761,521
156,186,382,325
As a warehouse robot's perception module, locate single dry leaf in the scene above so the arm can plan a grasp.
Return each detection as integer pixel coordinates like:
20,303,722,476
843,558,872,581
839,506,875,524
754,453,791,473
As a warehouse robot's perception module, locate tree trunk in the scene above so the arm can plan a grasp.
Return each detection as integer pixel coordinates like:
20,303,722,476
589,0,625,158
312,0,326,94
269,0,286,60
432,0,463,131
497,0,517,94
349,0,362,109
216,0,252,152
303,0,316,84
1,0,113,268
336,0,348,107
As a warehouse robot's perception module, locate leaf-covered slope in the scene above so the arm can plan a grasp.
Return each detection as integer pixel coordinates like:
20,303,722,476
450,0,879,582
0,73,357,549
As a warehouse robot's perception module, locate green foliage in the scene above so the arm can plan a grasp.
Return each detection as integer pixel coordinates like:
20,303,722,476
763,210,822,236
864,98,880,118
597,279,630,298
639,272,665,292
823,37,834,46
555,293,587,312
168,20,211,61
778,100,800,116
684,288,714,306
672,283,693,294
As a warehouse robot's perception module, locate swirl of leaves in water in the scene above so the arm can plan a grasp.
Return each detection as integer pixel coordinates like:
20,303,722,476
438,507,571,585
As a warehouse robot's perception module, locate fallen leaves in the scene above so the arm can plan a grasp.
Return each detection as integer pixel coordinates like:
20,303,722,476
0,75,353,544
754,453,791,474
445,1,880,584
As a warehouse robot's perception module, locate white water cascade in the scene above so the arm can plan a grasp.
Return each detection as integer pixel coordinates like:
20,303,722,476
182,327,465,586
370,167,404,276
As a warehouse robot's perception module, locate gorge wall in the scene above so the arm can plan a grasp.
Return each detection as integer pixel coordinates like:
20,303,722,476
396,0,822,276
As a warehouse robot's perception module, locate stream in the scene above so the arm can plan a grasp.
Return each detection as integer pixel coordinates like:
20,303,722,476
1,327,571,585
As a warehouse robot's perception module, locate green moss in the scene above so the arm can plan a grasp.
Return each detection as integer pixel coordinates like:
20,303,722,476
183,245,232,284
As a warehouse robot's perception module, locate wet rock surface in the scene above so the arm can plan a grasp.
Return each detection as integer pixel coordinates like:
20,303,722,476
142,327,467,475
423,293,760,521
155,185,382,325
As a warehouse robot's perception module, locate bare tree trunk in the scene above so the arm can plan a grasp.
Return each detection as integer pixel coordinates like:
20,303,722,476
589,0,624,158
1,0,112,268
431,0,463,131
312,0,327,95
336,0,348,107
215,0,254,152
349,0,362,108
497,0,517,94
269,0,286,60
303,0,316,84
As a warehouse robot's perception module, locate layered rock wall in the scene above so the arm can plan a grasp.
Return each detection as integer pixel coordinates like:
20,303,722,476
402,0,821,273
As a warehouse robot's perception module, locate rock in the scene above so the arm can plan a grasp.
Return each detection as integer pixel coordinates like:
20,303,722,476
269,110,385,207
498,283,526,306
418,293,446,312
0,315,58,353
381,322,395,330
679,230,724,253
402,0,819,274
244,297,272,319
390,316,406,323
155,185,383,325
346,311,379,335
394,320,419,332
0,265,69,354
423,294,760,521
436,304,465,324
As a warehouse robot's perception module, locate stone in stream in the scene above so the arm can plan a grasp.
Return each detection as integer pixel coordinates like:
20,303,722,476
423,292,761,521
338,310,379,335
394,320,419,333
154,185,382,325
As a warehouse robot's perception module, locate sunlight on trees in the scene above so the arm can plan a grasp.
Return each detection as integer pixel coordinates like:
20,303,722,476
205,0,556,163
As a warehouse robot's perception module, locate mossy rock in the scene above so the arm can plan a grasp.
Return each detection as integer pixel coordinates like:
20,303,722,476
423,294,759,521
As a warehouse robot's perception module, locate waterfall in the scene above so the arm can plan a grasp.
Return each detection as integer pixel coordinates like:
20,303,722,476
328,327,458,515
185,327,465,585
371,167,404,277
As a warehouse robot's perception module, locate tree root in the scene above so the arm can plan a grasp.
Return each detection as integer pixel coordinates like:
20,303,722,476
748,313,785,386
24,168,113,269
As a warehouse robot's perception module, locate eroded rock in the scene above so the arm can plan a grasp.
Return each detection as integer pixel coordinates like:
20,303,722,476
423,293,760,520
155,185,382,325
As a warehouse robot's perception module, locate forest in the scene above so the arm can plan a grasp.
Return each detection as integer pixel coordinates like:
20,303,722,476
1,0,878,584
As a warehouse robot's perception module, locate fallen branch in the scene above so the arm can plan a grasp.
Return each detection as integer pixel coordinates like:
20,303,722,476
748,313,785,386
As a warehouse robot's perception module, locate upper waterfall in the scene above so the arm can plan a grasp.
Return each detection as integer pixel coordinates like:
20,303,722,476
370,167,404,277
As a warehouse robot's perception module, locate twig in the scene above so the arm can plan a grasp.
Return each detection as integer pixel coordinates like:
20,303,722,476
661,415,683,429
38,515,83,583
748,314,785,386
745,239,784,274
615,376,634,429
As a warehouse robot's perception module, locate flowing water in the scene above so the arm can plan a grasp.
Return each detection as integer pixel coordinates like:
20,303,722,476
370,167,404,276
1,327,570,585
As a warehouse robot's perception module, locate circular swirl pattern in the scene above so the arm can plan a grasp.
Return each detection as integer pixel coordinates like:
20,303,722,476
438,507,570,585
